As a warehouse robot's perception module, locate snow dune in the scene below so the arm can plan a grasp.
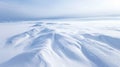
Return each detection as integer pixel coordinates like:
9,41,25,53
0,20,120,67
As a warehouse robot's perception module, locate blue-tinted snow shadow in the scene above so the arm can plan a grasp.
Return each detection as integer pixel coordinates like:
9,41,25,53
51,33,83,62
81,45,109,67
82,34,120,50
0,51,37,67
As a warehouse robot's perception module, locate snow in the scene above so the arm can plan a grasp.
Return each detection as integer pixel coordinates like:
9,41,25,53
0,20,120,67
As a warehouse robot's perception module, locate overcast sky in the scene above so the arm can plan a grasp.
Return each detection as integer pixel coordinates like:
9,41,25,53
0,0,120,21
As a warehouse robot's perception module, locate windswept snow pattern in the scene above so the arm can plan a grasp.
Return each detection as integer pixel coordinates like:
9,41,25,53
0,20,120,67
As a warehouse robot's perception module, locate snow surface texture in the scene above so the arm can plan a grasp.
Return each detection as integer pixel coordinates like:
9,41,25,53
0,20,120,67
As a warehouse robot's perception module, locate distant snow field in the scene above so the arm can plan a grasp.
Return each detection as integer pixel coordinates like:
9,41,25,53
0,20,120,67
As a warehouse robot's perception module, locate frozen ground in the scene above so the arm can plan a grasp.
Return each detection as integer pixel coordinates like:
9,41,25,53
0,20,120,67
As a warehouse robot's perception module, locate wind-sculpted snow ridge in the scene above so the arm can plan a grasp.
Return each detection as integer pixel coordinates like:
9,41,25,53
0,21,120,67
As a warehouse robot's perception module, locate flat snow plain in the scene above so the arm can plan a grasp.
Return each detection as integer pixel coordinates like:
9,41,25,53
0,20,120,67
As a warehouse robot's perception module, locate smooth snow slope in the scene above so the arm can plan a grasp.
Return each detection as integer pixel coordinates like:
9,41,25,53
0,20,120,67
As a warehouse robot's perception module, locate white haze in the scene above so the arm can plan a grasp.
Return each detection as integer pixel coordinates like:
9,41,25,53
0,0,120,20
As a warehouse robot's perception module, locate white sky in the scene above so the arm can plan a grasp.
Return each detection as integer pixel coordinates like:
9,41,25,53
0,0,120,20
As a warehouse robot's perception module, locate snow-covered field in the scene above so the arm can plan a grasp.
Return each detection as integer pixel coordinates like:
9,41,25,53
0,20,120,67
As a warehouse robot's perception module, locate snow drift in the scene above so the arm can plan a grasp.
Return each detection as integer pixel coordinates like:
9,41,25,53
0,20,120,67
